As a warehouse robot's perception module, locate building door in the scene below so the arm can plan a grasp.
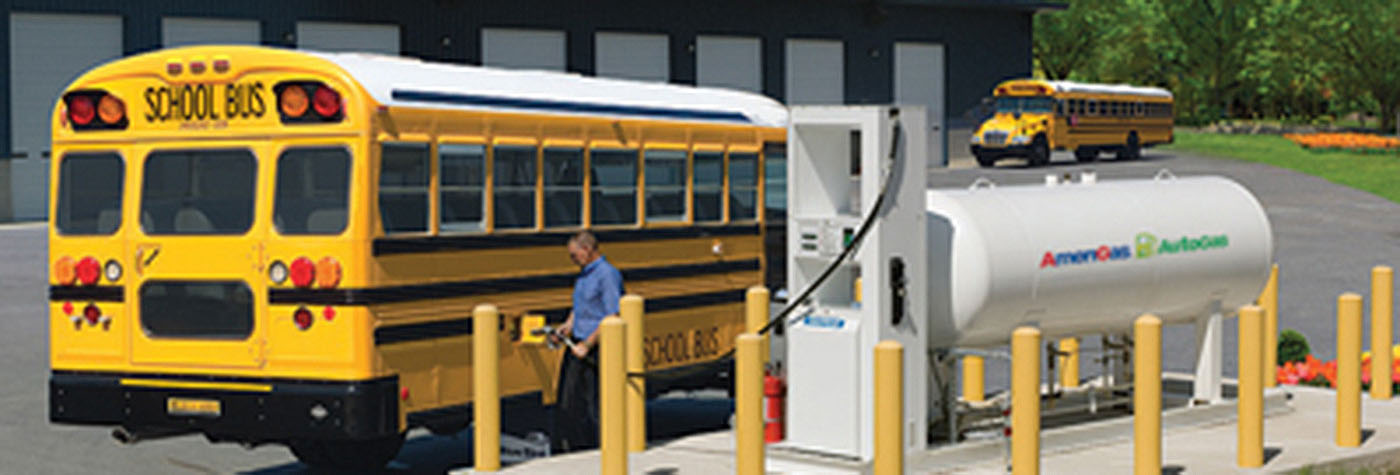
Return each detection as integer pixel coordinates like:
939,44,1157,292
8,12,123,221
894,42,946,167
162,17,260,47
784,39,843,105
595,32,668,82
696,35,761,93
296,21,399,55
481,28,565,71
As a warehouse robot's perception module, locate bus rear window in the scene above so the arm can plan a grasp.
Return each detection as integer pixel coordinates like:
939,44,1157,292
141,150,256,235
140,281,253,339
56,152,124,235
275,147,350,235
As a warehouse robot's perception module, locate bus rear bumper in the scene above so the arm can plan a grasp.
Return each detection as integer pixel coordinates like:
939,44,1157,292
49,370,399,443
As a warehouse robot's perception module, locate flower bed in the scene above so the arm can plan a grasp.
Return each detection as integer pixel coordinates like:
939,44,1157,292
1283,132,1400,153
1277,345,1400,391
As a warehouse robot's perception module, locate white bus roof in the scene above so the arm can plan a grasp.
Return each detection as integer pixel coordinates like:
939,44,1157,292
312,51,789,128
1044,80,1173,99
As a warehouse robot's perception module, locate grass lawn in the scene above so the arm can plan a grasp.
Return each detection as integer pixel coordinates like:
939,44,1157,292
1163,131,1400,204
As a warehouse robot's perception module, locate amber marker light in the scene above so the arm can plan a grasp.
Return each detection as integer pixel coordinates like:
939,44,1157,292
54,256,76,286
315,257,342,288
97,95,125,125
280,85,309,118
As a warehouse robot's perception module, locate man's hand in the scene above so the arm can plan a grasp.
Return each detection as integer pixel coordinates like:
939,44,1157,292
570,341,590,358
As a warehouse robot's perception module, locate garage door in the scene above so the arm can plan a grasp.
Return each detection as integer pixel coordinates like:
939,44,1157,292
8,12,123,220
696,35,760,93
296,21,399,55
595,32,668,82
784,39,843,105
163,17,260,47
481,28,565,71
894,42,946,166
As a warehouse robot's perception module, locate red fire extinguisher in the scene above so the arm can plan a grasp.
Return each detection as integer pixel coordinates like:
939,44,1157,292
764,367,786,443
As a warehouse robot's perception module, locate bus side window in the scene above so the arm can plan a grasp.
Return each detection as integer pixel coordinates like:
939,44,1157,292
693,151,723,222
543,147,583,228
493,145,538,230
763,143,786,218
644,149,686,222
590,148,638,226
379,143,430,234
729,152,758,221
440,144,485,233
1087,100,1097,116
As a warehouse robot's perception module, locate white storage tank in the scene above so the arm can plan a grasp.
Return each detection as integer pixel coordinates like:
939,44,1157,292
925,174,1273,348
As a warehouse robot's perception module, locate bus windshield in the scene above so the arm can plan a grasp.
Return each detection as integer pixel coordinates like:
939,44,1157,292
996,96,1054,114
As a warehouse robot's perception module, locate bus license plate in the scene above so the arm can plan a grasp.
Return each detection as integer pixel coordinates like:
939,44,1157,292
167,397,221,417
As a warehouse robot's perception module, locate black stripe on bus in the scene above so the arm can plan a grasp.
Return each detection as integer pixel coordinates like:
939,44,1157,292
532,288,749,324
49,285,124,302
390,89,752,124
372,224,761,256
270,259,759,306
374,288,748,345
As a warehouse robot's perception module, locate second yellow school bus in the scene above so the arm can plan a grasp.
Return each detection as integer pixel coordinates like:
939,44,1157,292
970,79,1173,167
47,45,785,468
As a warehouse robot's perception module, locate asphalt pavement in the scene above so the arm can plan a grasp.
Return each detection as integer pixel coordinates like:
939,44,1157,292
0,147,1395,473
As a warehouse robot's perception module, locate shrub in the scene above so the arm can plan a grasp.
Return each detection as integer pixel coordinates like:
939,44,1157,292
1279,329,1311,365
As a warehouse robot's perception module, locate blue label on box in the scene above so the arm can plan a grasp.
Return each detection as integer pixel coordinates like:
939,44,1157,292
802,315,846,329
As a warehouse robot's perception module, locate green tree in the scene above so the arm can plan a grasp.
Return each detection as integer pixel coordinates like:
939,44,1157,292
1154,0,1268,123
1032,0,1118,80
1309,0,1400,131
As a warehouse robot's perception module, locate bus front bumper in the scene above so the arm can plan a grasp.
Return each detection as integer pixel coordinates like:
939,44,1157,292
49,371,399,442
970,144,1033,157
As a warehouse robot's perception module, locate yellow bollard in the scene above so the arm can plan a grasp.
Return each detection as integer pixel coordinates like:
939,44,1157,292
599,317,627,474
963,355,985,402
1338,293,1363,447
1059,337,1080,389
875,340,904,475
736,333,764,475
1261,264,1280,388
746,287,770,364
1011,326,1041,475
1238,306,1264,468
621,294,647,452
1373,266,1394,400
472,304,500,471
1134,315,1162,475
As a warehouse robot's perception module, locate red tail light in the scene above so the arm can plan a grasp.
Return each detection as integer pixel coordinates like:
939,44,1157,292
83,303,101,326
313,86,342,118
293,307,314,330
322,306,336,321
289,257,316,288
75,256,101,286
69,96,95,126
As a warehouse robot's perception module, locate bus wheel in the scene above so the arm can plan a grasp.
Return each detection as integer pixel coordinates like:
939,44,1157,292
1116,132,1141,160
1028,135,1050,167
288,433,406,470
1074,147,1098,163
975,152,997,168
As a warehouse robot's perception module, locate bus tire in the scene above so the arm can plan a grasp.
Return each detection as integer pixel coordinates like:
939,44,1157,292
975,152,996,168
1028,135,1050,167
288,433,406,470
1074,147,1098,163
1116,132,1141,160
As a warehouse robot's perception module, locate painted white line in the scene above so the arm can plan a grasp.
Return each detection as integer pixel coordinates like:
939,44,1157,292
0,221,45,230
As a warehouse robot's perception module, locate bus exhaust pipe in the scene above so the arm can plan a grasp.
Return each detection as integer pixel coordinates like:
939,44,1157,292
112,427,192,445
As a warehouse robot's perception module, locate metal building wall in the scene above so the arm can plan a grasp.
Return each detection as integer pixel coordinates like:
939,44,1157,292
0,0,1038,221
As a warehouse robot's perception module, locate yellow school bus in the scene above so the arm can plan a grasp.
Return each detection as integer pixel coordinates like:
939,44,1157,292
47,45,785,468
970,79,1173,167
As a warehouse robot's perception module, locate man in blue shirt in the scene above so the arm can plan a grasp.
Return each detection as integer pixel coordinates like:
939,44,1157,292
552,230,624,451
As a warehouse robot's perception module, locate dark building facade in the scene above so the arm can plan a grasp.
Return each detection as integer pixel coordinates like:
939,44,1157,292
0,0,1057,221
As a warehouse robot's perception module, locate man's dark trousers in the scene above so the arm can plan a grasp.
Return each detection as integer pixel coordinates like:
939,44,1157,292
555,349,598,451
